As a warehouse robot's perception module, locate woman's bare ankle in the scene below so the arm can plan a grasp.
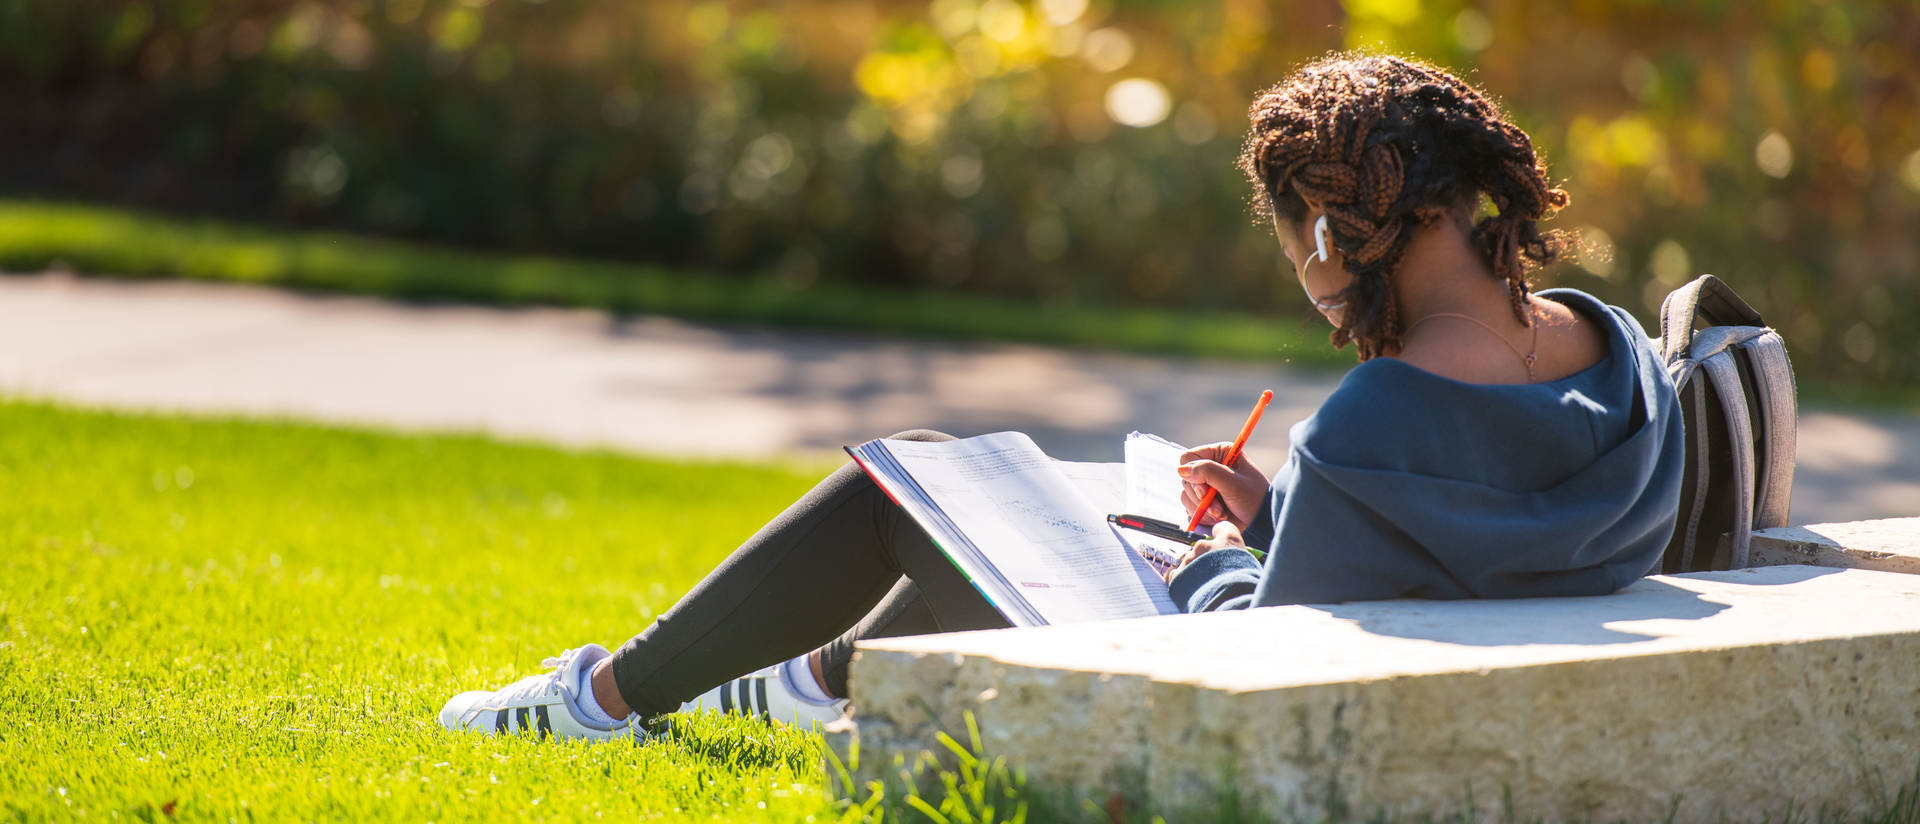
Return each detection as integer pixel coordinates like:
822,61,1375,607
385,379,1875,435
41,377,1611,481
589,657,634,719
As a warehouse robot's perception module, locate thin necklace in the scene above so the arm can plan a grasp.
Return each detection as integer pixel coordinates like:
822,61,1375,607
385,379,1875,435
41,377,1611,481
1404,309,1539,382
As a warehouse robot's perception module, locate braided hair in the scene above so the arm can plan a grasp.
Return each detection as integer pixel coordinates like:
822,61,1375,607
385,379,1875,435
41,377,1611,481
1238,54,1570,360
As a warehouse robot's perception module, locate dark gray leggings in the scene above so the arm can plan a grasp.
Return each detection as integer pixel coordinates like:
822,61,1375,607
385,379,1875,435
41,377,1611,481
607,430,1011,719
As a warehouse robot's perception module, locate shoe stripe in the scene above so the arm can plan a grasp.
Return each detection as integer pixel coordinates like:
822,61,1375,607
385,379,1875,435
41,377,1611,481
534,705,552,738
755,678,770,722
719,680,733,713
515,707,530,733
494,708,509,734
736,679,752,716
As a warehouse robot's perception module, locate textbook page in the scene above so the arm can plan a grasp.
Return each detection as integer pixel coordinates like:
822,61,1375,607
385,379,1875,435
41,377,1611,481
1055,460,1125,514
880,433,1177,625
1058,459,1183,578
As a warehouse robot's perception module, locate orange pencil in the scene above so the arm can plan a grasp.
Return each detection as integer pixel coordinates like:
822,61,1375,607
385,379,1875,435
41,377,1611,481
1186,389,1275,532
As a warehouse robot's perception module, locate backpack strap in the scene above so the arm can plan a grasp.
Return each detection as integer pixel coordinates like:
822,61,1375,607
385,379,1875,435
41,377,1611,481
1745,331,1797,529
1659,274,1767,364
1701,352,1758,568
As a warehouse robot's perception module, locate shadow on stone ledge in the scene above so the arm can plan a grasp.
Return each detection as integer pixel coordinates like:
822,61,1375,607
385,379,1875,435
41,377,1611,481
1312,565,1845,647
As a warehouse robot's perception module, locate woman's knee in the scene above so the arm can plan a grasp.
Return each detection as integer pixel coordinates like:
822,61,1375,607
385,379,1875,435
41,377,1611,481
885,429,956,443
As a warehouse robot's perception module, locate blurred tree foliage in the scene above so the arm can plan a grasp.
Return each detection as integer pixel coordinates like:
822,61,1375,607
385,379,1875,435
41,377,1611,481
2,0,1917,383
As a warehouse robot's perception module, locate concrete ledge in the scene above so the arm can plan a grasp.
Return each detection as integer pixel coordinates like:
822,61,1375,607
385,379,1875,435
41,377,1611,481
1750,518,1920,574
838,566,1920,821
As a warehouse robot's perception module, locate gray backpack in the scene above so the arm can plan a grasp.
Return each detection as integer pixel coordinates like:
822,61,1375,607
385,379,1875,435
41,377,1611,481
1652,275,1798,573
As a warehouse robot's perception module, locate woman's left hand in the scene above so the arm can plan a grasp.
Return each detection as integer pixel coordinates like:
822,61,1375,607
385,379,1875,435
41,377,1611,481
1160,521,1246,584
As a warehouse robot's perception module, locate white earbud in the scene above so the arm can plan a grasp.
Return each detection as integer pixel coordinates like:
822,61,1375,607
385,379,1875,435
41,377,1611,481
1301,215,1345,312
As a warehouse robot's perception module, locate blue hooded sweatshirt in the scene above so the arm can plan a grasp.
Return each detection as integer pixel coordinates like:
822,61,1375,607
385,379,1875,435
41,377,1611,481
1169,288,1685,612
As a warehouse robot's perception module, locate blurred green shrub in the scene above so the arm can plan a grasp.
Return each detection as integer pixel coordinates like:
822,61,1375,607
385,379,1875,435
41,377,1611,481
2,0,1916,384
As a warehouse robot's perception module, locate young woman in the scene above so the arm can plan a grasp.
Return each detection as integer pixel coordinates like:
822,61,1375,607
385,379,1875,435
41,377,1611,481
438,54,1685,741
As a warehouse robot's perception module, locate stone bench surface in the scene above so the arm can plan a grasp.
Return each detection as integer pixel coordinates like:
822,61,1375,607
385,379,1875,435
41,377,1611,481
1750,517,1920,574
842,565,1920,822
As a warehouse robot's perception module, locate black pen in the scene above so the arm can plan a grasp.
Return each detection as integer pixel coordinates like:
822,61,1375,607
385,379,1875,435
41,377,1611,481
1107,513,1268,561
1107,513,1210,545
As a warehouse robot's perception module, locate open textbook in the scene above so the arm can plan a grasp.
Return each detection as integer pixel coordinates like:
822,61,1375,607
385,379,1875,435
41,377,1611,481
845,431,1199,627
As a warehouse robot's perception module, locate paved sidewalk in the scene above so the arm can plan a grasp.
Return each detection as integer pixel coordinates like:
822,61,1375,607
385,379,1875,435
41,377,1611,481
3,272,1914,526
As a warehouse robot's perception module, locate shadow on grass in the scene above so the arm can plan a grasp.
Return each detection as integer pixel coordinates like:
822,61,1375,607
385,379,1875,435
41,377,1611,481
648,711,825,775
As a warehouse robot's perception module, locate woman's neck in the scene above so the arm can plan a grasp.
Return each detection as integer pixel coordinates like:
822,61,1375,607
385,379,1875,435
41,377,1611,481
1389,224,1527,343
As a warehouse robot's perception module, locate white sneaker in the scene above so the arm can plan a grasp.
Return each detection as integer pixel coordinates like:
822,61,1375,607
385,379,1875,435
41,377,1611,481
438,644,640,742
681,664,848,729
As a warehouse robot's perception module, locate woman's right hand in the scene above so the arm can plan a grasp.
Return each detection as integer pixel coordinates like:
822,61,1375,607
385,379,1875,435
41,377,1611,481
1178,443,1270,530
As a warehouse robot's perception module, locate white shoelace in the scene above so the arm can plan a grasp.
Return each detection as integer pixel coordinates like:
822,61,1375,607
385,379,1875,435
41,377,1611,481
519,648,581,700
463,649,576,722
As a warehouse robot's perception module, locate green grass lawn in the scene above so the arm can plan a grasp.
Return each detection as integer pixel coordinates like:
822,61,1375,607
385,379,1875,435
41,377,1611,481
0,400,877,821
6,399,1919,822
0,199,1342,370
